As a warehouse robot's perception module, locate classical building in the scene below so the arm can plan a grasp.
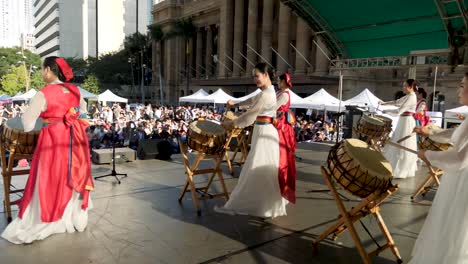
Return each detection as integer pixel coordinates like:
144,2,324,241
151,0,338,103
151,0,464,110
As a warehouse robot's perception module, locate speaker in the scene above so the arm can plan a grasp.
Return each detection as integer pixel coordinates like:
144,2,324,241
137,139,173,160
137,139,159,159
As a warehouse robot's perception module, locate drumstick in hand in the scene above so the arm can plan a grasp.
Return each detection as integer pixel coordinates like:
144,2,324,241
387,141,433,168
397,132,417,143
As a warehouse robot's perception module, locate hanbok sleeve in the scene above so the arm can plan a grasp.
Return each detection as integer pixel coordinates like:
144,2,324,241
233,92,266,128
417,101,426,113
426,121,468,170
428,127,455,144
22,91,46,132
238,93,261,109
275,93,289,110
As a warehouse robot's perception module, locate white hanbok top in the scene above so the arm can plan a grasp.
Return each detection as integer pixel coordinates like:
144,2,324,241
410,120,468,263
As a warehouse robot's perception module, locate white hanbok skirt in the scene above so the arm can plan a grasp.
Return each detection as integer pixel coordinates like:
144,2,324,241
383,115,418,178
409,167,468,263
1,174,92,244
219,123,288,218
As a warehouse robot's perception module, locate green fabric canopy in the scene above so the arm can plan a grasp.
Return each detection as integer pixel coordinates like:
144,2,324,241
283,0,468,58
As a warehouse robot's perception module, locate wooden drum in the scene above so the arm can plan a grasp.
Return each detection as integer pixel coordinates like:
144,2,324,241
187,120,227,155
357,114,386,141
0,117,42,155
418,136,452,152
327,138,393,198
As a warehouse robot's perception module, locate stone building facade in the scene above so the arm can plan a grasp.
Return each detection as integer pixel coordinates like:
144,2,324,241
151,0,464,110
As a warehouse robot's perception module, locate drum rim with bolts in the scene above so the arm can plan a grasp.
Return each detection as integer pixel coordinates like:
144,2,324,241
327,138,393,198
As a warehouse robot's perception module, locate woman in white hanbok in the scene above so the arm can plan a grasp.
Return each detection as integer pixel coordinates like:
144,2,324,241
214,63,288,218
409,74,468,264
379,79,418,178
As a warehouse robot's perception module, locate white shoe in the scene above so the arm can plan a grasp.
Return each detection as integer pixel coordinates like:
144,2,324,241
214,205,236,216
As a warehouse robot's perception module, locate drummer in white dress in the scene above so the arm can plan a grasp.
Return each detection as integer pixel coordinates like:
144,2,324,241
379,79,418,179
408,73,468,264
214,63,288,218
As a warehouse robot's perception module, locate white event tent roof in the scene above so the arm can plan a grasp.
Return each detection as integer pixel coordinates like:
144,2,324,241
179,89,210,103
97,89,128,103
294,88,343,111
12,89,37,101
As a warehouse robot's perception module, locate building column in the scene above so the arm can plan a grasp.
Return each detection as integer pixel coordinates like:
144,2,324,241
295,18,310,75
196,28,203,79
232,0,245,77
219,0,234,78
277,2,291,73
189,36,195,78
246,0,258,75
205,25,213,78
314,36,329,75
261,0,273,65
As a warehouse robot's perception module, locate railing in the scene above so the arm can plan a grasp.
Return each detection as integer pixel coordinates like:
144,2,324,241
330,53,450,70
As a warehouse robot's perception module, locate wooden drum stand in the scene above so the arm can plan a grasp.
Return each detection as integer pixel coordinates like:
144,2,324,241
178,138,229,216
313,167,402,264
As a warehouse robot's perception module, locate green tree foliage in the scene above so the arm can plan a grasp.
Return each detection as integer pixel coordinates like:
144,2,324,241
82,74,102,94
30,70,45,90
87,51,132,84
0,65,27,95
0,47,41,78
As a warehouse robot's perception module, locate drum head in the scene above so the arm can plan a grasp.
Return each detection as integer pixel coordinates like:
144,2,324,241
189,120,225,136
360,114,385,126
6,117,43,132
344,139,393,180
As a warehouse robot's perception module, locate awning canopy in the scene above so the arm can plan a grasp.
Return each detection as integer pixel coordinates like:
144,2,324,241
344,88,397,111
79,87,98,100
179,89,209,103
12,89,37,101
282,0,457,59
97,90,128,103
204,89,235,104
294,88,343,111
232,89,261,103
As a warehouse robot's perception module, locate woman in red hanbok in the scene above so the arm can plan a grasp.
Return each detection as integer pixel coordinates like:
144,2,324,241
414,87,430,126
275,73,297,203
2,57,93,244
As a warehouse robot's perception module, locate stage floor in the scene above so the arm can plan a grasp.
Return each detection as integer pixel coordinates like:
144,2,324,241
0,142,433,264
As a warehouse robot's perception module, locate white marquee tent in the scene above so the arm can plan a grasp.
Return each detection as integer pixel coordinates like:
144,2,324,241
344,88,397,111
97,89,128,103
294,88,343,111
79,87,98,100
179,89,209,103
12,89,37,101
204,89,235,104
232,89,261,103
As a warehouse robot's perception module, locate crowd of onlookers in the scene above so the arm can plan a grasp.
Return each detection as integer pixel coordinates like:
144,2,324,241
0,101,336,156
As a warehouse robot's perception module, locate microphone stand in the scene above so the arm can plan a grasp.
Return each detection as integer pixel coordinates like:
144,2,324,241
94,124,127,184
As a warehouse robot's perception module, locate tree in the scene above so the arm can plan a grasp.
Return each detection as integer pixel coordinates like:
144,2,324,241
82,74,102,95
149,24,166,104
123,32,152,103
0,47,41,81
30,70,45,90
0,65,27,95
173,17,196,95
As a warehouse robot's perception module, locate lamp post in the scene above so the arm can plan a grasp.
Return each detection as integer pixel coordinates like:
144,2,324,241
140,49,145,104
128,57,136,98
16,50,30,91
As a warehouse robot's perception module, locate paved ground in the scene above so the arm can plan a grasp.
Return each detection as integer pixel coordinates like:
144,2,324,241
0,142,434,264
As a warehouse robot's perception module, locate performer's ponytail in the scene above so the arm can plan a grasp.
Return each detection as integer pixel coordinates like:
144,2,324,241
406,79,418,92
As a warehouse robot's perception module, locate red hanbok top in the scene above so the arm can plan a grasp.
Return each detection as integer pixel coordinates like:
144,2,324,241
275,90,297,203
19,83,93,222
